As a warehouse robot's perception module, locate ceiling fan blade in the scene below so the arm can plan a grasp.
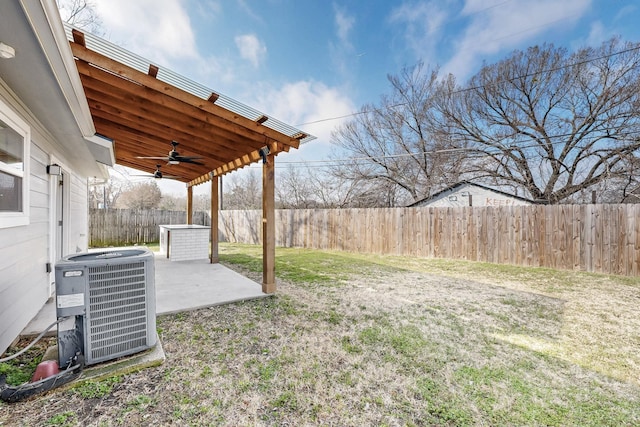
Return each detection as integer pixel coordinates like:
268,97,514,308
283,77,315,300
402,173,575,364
178,155,205,160
136,141,204,166
174,155,205,162
177,158,204,165
136,156,170,160
130,173,181,179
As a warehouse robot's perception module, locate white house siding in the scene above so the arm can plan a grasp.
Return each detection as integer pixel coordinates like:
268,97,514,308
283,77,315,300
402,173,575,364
0,2,110,356
66,172,89,254
414,184,532,207
0,96,90,355
0,142,50,353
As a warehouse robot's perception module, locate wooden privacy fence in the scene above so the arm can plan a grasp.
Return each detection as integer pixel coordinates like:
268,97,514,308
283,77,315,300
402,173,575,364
89,209,209,246
219,205,640,276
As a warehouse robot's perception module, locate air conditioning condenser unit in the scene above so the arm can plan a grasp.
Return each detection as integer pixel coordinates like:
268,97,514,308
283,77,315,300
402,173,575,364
55,248,156,368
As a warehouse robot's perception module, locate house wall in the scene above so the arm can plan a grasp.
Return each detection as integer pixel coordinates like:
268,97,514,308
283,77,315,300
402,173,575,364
0,141,50,355
67,172,90,253
0,83,90,355
414,184,531,207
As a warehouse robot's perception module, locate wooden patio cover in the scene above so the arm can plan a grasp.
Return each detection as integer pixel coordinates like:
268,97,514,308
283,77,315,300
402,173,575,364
68,29,307,185
67,28,311,293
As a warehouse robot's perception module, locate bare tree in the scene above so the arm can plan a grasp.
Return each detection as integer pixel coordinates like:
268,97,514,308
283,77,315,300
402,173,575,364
158,194,186,211
277,166,317,208
56,0,103,34
562,152,640,204
433,38,640,204
307,166,381,208
276,166,350,208
222,170,261,210
157,193,211,211
193,194,212,211
337,177,405,207
276,164,396,208
115,181,162,209
89,175,126,209
331,62,467,206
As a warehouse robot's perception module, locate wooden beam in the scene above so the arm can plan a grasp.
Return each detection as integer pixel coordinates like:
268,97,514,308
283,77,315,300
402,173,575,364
71,29,85,47
70,41,301,150
189,142,294,185
68,34,310,188
187,186,193,225
77,68,269,155
88,107,233,164
89,112,241,168
148,64,159,78
210,174,219,264
262,151,276,293
91,123,214,177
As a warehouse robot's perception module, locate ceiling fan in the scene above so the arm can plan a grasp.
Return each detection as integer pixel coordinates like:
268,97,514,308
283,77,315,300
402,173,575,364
137,140,204,165
131,164,180,180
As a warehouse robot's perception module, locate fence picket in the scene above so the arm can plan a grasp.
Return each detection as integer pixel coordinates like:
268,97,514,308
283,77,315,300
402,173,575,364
90,205,640,276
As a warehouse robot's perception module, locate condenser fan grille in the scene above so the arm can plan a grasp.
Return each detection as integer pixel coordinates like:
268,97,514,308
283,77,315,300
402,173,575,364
86,262,150,363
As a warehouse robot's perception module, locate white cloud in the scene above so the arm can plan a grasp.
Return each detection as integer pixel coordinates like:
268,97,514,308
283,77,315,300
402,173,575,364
234,34,267,68
335,7,355,46
390,1,449,66
443,0,592,78
92,0,198,65
252,81,357,152
329,6,357,79
237,0,264,25
614,4,637,22
194,1,223,20
585,21,606,46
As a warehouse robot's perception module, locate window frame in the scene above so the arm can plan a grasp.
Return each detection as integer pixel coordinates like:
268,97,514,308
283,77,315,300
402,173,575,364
0,99,30,228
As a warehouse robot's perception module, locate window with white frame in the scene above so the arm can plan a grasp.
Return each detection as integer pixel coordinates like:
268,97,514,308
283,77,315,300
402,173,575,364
0,100,30,228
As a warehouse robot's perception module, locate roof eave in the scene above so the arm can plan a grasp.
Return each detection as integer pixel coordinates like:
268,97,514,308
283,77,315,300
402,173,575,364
18,0,113,178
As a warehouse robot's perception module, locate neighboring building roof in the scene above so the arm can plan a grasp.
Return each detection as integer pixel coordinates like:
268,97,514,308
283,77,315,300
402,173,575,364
407,181,536,207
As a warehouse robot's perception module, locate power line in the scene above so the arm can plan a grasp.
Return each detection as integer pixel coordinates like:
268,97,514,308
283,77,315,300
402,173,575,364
285,115,640,172
295,43,640,128
270,123,640,169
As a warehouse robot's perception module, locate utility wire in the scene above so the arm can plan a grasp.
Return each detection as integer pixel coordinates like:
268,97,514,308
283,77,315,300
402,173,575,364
295,43,640,127
269,124,640,169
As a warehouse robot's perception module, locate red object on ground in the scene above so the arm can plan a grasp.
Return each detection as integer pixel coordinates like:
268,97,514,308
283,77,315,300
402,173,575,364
30,360,60,382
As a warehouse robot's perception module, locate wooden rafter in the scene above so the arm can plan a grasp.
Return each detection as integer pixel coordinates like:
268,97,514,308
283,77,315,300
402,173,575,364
68,29,302,184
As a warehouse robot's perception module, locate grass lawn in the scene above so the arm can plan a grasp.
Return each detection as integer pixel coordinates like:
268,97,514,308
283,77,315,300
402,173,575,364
1,243,639,426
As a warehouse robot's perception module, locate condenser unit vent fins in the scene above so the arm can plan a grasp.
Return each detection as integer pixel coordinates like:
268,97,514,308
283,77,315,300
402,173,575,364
86,261,150,364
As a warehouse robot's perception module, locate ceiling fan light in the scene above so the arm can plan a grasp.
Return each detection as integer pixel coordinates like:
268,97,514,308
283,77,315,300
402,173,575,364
168,160,180,165
0,42,15,59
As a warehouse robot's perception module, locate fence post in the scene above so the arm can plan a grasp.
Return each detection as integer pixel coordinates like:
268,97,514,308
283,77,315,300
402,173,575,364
89,205,637,276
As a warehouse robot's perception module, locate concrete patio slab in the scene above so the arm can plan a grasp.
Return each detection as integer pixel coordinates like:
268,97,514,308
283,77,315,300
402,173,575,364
155,259,268,314
21,251,269,338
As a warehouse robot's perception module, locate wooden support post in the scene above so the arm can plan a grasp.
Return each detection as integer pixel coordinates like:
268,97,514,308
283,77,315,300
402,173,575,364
187,186,193,225
262,154,276,293
210,175,219,263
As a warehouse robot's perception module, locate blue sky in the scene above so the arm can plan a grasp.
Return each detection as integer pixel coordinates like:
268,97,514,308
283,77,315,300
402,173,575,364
71,0,640,194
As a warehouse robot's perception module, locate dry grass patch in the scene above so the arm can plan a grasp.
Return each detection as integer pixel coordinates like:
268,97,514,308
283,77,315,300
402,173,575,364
1,243,638,426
